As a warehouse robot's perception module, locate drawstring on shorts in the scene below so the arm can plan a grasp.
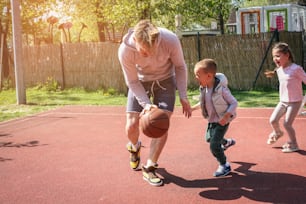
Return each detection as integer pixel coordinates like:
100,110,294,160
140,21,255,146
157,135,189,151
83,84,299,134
150,80,167,98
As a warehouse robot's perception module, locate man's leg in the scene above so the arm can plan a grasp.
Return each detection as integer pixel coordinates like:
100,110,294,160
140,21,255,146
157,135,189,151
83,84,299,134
126,112,140,145
126,112,142,170
142,77,175,186
125,87,143,170
148,112,172,163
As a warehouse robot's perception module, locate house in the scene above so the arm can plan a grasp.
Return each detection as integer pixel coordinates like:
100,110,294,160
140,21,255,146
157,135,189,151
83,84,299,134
227,4,306,34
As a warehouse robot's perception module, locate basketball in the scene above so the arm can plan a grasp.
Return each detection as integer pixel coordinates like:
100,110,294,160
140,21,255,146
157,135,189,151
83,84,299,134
140,108,170,138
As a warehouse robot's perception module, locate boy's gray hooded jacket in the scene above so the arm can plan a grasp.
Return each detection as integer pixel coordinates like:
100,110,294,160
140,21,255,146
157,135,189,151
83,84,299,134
200,73,237,124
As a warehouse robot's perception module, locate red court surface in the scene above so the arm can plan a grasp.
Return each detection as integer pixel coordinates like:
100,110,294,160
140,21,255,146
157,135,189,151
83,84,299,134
0,106,306,204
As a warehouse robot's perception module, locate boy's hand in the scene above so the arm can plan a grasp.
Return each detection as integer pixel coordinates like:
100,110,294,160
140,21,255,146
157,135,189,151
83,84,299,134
219,112,232,126
191,102,201,112
219,117,228,126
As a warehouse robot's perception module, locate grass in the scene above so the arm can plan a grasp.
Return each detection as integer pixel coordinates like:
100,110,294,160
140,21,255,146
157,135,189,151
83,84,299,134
0,87,281,122
0,87,126,122
188,89,280,108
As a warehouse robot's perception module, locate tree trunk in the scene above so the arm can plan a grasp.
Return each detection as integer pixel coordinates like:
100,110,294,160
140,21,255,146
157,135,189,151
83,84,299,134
2,32,9,78
97,21,106,42
218,3,225,35
219,12,225,35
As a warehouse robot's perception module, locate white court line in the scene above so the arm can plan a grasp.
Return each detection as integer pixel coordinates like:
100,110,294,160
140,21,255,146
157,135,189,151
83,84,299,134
21,111,306,120
1,110,305,128
0,112,126,127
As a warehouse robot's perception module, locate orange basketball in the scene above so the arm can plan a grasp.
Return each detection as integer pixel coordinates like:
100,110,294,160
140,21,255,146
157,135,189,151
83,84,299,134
140,108,170,138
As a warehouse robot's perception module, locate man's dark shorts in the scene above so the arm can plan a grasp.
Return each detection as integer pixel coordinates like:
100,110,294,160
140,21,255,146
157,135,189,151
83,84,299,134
126,76,176,113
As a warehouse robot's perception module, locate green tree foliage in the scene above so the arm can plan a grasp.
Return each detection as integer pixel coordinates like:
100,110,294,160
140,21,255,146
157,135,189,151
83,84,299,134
2,0,237,42
21,0,56,44
1,0,303,44
153,0,236,34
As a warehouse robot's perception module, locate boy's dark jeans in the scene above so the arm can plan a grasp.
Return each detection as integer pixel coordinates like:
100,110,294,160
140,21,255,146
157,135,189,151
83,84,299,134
206,123,229,165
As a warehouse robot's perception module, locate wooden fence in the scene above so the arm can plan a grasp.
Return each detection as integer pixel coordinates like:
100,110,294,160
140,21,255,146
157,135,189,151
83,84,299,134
19,42,127,93
182,31,303,90
7,31,304,93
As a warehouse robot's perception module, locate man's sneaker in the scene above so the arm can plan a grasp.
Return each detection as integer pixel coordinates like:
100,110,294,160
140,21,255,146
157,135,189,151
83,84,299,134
222,138,236,151
142,165,163,186
213,162,231,177
267,131,283,145
126,141,141,170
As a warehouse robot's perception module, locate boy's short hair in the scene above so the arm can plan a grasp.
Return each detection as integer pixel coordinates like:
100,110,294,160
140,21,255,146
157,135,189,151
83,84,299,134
134,19,159,48
194,58,217,74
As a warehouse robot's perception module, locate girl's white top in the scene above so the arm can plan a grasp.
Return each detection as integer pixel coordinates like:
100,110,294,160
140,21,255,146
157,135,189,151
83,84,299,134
276,63,306,102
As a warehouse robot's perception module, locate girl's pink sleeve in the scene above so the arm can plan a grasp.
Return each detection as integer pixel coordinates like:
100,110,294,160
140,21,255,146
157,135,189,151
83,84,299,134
296,66,306,84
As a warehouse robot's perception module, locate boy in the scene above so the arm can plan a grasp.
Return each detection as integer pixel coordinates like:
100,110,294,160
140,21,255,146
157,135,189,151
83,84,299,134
191,58,238,177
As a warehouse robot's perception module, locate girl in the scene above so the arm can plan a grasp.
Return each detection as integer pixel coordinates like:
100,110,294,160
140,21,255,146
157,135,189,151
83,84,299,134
265,42,306,153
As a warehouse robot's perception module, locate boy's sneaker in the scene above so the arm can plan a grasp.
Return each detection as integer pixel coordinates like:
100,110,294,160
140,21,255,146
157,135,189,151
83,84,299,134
222,138,236,151
213,162,231,177
126,141,141,170
267,131,283,145
142,165,163,186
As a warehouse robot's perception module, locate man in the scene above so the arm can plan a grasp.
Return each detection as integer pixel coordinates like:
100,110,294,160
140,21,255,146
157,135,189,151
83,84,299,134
118,19,191,186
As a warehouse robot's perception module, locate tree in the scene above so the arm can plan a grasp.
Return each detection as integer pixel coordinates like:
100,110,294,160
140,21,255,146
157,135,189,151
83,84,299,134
4,0,277,45
101,0,152,41
0,0,9,89
153,0,237,34
21,0,56,44
73,0,131,42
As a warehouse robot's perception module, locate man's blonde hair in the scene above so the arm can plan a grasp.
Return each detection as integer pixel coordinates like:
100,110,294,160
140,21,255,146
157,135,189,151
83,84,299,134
194,58,217,74
134,19,159,48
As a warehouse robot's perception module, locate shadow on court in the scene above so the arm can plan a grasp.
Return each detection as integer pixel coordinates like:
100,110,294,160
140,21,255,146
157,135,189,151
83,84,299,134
159,161,306,203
